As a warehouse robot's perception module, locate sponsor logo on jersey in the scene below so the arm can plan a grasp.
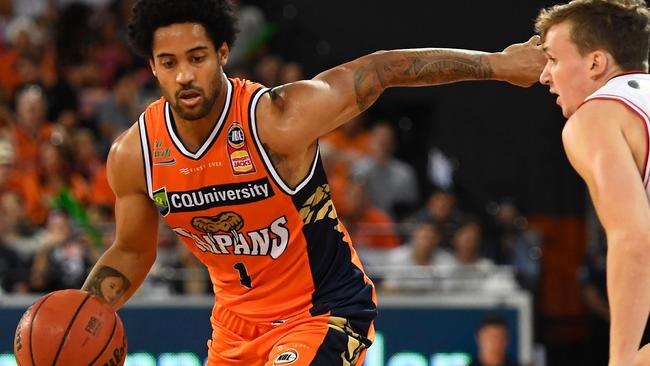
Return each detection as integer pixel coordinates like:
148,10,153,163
231,150,255,173
173,211,290,258
153,187,170,216
273,349,299,365
152,139,176,166
227,123,246,149
151,178,274,215
227,121,256,175
627,79,650,90
179,161,223,175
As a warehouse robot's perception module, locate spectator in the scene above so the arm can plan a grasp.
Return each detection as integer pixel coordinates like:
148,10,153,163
0,190,39,263
30,210,96,292
485,200,541,291
407,189,462,247
21,141,89,224
0,207,29,293
351,121,419,219
321,114,370,216
0,16,55,99
12,85,54,171
95,68,140,144
254,54,282,87
341,179,401,250
382,221,454,292
340,179,401,270
0,236,29,293
469,314,519,366
447,217,514,292
72,129,114,206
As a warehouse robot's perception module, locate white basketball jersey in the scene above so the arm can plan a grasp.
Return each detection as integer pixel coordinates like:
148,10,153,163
584,73,650,199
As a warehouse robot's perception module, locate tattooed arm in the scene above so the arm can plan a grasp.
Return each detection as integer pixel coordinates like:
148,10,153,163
82,125,159,309
256,36,545,157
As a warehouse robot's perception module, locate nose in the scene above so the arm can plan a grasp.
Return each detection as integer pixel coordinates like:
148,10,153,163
539,61,551,85
176,63,195,85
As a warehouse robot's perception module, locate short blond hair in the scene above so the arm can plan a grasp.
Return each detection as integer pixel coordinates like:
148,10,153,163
535,0,650,71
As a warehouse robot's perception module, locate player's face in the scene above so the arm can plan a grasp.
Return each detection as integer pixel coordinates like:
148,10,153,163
100,276,126,304
539,22,597,118
150,23,228,121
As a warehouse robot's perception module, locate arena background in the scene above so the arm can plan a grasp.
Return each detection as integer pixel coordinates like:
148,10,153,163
0,0,615,365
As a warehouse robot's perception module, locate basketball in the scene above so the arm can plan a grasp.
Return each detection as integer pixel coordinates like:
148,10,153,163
13,289,127,366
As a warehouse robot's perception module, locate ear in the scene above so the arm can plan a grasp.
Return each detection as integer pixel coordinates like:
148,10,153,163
149,58,157,78
217,42,230,66
588,50,610,79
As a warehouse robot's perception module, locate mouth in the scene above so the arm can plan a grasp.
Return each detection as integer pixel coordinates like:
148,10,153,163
177,90,202,107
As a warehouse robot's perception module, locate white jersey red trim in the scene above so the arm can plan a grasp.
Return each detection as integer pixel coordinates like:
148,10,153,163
583,73,650,197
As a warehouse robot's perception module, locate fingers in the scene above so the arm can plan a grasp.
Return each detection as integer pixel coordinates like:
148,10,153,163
528,35,542,46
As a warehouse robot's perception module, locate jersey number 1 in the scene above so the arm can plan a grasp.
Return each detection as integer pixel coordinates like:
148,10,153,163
233,262,252,288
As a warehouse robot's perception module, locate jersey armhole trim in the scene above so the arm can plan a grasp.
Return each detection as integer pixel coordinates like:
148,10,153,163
248,88,320,196
137,112,154,199
583,94,650,187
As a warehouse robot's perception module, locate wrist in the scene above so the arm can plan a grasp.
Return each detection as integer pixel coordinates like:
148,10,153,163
486,52,508,82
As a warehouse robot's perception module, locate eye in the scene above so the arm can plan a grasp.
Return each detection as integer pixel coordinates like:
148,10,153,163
192,55,205,63
161,59,176,68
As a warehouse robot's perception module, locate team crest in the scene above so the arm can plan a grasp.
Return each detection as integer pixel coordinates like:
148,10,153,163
227,121,256,175
274,349,299,365
173,211,290,259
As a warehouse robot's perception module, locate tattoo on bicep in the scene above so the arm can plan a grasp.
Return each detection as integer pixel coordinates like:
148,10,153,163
82,265,131,306
353,50,494,111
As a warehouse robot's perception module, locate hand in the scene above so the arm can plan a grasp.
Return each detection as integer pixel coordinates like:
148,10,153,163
497,35,547,87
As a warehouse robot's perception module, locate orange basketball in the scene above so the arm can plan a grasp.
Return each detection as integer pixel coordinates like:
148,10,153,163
13,289,127,366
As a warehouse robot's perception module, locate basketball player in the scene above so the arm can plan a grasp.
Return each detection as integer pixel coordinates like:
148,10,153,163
536,1,650,365
81,0,545,364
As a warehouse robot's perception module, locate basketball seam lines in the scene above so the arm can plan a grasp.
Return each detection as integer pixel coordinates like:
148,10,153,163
87,312,118,366
51,293,91,366
29,292,55,366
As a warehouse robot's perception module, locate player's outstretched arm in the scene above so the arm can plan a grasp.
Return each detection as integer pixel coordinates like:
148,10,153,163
82,125,159,309
563,100,650,366
257,36,545,155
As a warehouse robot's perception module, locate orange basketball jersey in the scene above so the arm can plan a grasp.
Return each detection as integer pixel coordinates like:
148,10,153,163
138,78,377,327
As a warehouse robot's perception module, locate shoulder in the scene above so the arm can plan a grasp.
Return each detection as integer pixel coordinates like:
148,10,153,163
562,99,637,148
106,123,147,197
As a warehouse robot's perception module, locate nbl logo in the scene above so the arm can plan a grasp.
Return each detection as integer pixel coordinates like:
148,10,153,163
226,121,256,174
227,123,246,149
273,349,299,365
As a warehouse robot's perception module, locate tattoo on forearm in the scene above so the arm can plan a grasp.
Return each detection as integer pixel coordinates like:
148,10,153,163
353,50,494,111
82,265,131,306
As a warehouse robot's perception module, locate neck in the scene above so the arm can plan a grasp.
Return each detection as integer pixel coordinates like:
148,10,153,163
171,73,228,152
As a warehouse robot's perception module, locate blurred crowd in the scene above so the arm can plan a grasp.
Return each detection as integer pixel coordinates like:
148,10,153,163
0,0,544,300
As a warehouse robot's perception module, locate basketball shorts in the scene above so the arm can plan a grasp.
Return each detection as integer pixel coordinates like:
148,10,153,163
206,304,375,366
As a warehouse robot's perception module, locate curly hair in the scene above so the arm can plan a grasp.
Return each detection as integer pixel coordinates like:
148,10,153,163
535,0,650,71
127,0,238,58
